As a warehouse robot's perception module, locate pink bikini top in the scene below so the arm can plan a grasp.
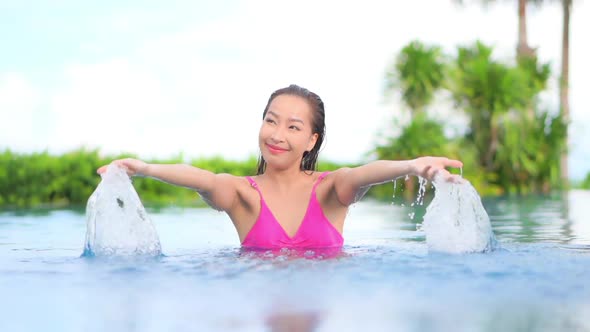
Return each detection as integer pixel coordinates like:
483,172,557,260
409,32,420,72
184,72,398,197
241,172,344,249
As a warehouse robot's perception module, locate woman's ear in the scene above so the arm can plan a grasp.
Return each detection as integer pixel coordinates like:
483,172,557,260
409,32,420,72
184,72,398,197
307,133,319,151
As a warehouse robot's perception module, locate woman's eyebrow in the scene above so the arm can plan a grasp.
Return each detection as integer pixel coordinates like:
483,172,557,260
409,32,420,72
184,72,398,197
288,117,304,124
267,110,305,124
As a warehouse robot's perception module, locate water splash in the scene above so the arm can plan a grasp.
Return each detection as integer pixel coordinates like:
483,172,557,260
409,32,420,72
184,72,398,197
416,176,427,206
83,164,162,257
419,176,498,254
404,177,429,220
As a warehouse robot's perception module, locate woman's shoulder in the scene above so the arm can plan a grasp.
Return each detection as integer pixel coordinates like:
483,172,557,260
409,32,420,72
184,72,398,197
321,167,353,180
208,174,259,210
209,173,256,193
222,174,256,187
312,170,346,189
306,168,354,182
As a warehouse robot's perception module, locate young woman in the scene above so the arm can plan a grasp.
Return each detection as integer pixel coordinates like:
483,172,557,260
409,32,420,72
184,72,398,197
98,85,462,249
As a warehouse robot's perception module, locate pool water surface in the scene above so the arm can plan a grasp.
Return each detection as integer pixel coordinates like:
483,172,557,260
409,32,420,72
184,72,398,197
1,191,589,331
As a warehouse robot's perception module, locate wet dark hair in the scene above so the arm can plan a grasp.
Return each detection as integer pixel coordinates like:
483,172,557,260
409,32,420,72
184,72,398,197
256,84,326,175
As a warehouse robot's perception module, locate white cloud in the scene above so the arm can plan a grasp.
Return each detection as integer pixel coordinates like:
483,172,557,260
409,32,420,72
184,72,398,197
47,59,200,158
0,73,43,151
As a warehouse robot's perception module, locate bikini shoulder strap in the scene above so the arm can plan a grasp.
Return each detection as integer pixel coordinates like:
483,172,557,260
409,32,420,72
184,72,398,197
245,176,262,194
312,171,330,191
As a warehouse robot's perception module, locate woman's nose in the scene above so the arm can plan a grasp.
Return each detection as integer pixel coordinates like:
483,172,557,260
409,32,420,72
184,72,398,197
270,127,285,142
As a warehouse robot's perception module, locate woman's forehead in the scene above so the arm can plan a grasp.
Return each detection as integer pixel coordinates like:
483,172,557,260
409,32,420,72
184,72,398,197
268,95,312,117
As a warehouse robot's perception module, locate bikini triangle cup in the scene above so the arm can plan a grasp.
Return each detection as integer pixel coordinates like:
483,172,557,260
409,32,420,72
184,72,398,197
242,172,343,249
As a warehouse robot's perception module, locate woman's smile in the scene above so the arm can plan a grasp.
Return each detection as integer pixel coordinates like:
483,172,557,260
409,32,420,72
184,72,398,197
266,143,289,154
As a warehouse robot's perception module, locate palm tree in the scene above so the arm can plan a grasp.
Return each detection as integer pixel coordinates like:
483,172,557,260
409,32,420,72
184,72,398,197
454,0,541,58
385,41,445,118
456,0,572,184
516,0,538,58
559,0,572,184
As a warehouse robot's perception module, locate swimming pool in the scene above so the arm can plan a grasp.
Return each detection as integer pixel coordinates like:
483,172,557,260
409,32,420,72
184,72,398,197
1,191,589,332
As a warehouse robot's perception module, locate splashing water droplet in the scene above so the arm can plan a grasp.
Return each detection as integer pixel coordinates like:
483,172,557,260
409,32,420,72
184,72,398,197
83,164,162,257
416,176,428,206
420,175,498,254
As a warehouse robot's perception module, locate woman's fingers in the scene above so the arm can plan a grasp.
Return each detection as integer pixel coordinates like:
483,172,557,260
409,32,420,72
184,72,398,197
446,158,463,169
429,168,448,181
419,165,431,179
431,168,442,180
97,165,107,174
96,159,134,176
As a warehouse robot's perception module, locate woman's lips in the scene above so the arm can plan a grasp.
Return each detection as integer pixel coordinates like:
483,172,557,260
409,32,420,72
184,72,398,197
266,143,288,154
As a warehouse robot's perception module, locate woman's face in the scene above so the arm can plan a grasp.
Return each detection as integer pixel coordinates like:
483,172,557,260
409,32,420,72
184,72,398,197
259,94,318,171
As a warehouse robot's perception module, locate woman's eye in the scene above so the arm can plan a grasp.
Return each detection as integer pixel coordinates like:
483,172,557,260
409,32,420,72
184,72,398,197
289,125,300,131
265,119,275,124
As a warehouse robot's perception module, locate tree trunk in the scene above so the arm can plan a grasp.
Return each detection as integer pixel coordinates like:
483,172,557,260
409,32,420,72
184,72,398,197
485,121,499,172
560,0,571,185
517,0,535,58
517,0,535,120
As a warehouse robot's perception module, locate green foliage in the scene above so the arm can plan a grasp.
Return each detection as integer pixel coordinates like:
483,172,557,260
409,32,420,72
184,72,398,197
0,149,349,209
317,159,347,172
450,42,530,172
0,149,103,208
130,154,195,206
372,113,451,199
386,41,446,114
376,40,566,198
451,42,533,113
448,41,564,193
581,172,590,190
375,113,450,160
494,111,566,193
517,55,552,97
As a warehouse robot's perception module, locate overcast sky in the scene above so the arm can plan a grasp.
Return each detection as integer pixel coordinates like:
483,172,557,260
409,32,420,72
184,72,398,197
1,0,588,179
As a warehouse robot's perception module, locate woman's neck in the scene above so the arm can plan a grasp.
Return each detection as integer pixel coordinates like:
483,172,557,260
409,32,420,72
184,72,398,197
260,165,313,186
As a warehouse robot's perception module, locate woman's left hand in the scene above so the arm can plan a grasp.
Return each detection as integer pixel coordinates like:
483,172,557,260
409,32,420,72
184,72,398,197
408,156,463,182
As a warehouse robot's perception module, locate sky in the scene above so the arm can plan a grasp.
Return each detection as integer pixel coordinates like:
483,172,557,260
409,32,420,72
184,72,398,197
0,0,588,180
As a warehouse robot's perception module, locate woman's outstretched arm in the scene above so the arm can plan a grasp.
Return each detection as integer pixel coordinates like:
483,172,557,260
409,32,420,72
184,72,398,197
331,157,463,206
97,158,238,211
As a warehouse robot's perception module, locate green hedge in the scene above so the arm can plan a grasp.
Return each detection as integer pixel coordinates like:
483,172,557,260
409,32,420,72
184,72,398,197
2,147,578,209
0,149,344,208
582,172,590,190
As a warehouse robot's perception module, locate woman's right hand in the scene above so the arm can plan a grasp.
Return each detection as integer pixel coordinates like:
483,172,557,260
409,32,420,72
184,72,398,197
97,158,149,177
408,156,463,183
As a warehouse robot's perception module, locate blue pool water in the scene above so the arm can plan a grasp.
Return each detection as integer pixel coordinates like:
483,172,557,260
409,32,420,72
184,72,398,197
1,191,590,332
